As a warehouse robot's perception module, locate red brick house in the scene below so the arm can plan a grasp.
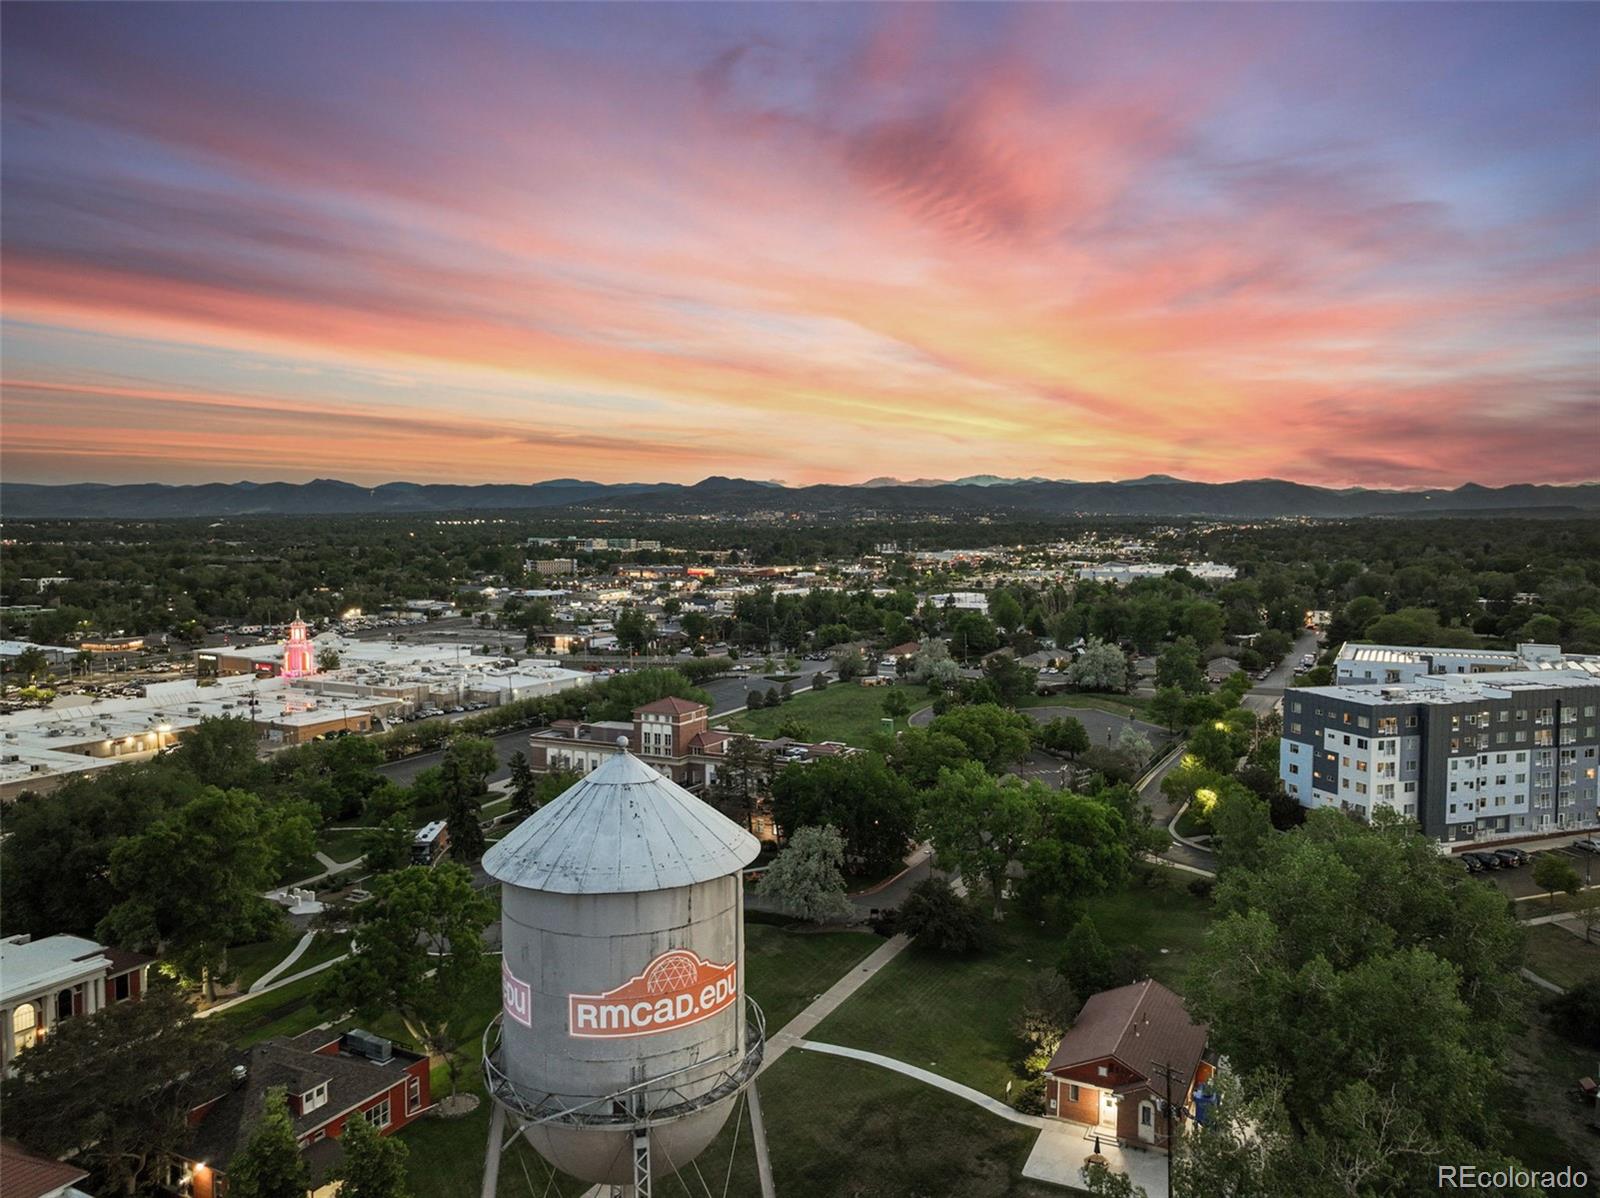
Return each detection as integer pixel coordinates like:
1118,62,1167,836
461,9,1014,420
1043,979,1212,1151
176,1029,431,1197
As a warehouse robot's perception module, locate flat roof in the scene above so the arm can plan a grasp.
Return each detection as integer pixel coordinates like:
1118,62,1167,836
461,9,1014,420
1292,668,1600,706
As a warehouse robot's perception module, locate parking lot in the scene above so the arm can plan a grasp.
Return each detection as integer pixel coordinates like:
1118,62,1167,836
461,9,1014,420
1458,834,1600,902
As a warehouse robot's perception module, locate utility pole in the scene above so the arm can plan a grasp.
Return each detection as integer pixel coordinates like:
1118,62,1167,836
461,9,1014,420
1149,1058,1185,1198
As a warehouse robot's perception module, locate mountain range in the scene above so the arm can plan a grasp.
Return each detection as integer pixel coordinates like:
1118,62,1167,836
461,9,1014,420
5,476,1598,520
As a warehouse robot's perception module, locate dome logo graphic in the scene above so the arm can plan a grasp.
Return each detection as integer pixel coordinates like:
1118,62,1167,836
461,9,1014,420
569,949,738,1038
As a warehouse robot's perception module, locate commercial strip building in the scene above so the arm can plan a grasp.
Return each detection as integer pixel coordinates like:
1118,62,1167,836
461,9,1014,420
1282,646,1600,843
0,631,588,799
1,933,153,1075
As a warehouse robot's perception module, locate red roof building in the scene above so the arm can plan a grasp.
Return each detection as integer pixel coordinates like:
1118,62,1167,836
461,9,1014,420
0,1140,90,1198
1043,979,1211,1152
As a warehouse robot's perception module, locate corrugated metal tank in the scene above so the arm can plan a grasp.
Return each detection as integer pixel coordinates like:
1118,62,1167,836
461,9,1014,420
483,746,762,1185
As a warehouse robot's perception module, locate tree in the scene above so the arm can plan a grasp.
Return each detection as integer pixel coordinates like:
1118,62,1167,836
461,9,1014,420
1065,638,1127,692
922,762,1039,917
1059,913,1142,998
1117,726,1153,762
928,704,1034,773
361,813,415,874
770,753,916,875
318,864,495,1095
334,1104,412,1198
982,653,1038,705
1156,637,1206,694
1571,886,1600,944
588,668,712,721
1183,811,1525,1196
316,647,342,671
440,736,495,862
1016,789,1132,920
1148,686,1187,732
989,590,1024,633
1546,975,1600,1050
507,750,537,818
1533,853,1581,910
776,714,813,742
1013,968,1079,1067
10,645,51,682
100,786,309,998
229,1088,311,1198
949,611,1000,661
1210,786,1273,874
886,727,971,790
755,825,854,923
1038,716,1090,759
4,989,228,1197
707,735,772,832
1079,1162,1148,1198
171,715,264,790
881,687,912,723
898,876,990,953
1187,721,1240,773
615,606,656,653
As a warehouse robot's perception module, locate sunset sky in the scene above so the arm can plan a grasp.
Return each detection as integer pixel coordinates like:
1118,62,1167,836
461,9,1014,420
3,3,1596,488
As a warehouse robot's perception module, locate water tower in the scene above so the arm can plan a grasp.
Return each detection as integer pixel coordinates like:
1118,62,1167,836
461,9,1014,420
481,743,770,1197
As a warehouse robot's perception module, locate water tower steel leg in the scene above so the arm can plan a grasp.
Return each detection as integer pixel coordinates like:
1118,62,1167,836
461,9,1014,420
632,1128,652,1198
748,1082,777,1198
480,1102,507,1198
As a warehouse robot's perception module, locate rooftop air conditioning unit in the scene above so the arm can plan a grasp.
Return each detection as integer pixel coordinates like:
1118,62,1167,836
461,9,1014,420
1,754,19,764
344,1029,393,1063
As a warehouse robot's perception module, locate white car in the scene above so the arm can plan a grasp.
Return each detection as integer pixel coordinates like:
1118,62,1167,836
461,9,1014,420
1572,838,1600,854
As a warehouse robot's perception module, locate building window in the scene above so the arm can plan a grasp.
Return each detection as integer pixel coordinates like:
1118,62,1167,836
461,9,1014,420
302,1082,329,1114
11,1003,38,1058
407,1075,422,1114
1141,1103,1155,1127
1068,1084,1081,1103
364,1098,392,1130
112,973,131,1001
1097,1065,1109,1078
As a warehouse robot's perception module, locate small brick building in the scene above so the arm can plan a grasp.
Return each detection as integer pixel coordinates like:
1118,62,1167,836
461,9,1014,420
177,1029,432,1197
1043,979,1211,1151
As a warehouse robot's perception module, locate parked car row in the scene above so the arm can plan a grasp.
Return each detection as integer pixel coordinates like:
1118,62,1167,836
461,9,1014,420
1458,847,1529,872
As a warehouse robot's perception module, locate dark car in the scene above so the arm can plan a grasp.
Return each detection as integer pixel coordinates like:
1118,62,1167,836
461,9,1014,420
1456,854,1483,873
1493,848,1528,867
1464,851,1501,870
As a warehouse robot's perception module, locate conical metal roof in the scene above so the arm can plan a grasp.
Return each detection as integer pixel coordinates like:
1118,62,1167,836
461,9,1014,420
482,748,761,894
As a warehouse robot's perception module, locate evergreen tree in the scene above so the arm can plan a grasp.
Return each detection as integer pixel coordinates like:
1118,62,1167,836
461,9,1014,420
335,1108,411,1198
229,1089,310,1198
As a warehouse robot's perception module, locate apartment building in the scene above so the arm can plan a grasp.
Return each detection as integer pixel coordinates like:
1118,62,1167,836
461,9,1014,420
1281,667,1600,843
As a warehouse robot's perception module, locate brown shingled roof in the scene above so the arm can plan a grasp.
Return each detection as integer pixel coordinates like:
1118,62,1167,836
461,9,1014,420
0,1140,88,1198
1045,979,1207,1087
635,696,705,716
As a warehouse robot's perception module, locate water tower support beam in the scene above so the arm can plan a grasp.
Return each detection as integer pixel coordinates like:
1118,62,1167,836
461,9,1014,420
480,1102,507,1198
632,1128,652,1198
747,1082,777,1198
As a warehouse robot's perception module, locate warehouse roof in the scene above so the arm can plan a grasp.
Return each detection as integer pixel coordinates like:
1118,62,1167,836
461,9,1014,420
483,747,759,894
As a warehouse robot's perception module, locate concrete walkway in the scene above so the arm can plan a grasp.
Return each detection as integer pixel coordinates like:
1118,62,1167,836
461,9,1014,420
795,1040,1045,1129
249,931,316,993
1024,1119,1170,1198
760,934,911,1071
196,953,348,1019
1522,967,1565,995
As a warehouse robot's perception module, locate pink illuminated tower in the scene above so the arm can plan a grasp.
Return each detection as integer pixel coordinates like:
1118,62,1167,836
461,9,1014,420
282,613,317,678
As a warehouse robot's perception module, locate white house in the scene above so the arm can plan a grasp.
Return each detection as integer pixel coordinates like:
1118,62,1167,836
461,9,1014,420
1,934,153,1074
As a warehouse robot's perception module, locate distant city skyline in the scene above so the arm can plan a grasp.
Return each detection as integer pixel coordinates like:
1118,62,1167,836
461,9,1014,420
2,3,1596,488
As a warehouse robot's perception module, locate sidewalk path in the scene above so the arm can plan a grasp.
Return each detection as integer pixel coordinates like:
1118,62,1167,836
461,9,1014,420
197,954,347,1019
249,931,316,993
759,934,911,1071
1522,967,1565,994
795,1040,1045,1129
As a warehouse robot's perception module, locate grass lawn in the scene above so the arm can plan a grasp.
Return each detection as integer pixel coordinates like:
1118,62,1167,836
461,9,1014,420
207,969,336,1047
727,681,931,747
1524,924,1600,990
314,825,368,861
811,866,1213,1099
1513,883,1600,919
1499,986,1600,1181
227,930,303,991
